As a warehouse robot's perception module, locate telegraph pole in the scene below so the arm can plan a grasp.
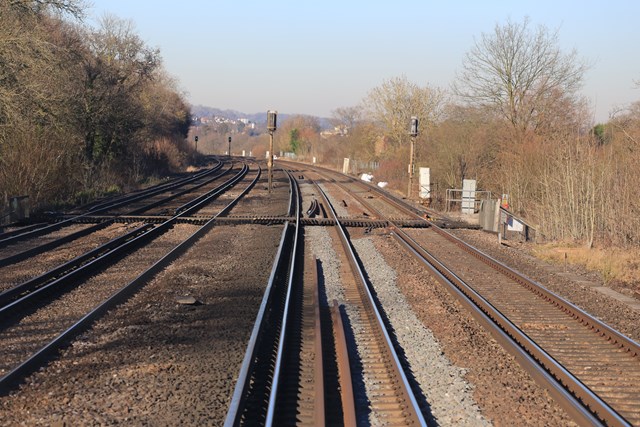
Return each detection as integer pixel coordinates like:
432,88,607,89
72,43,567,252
407,116,418,198
267,110,277,193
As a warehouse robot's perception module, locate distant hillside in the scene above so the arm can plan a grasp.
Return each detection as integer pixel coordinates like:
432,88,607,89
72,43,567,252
191,105,332,129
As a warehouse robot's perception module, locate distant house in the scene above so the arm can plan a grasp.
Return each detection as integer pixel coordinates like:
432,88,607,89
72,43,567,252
239,118,255,129
320,125,348,139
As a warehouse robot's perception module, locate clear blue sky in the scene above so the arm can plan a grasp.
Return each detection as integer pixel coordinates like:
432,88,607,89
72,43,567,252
88,0,640,122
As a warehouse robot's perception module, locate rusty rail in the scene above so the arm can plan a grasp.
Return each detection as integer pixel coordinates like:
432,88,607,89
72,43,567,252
331,300,357,426
313,181,427,425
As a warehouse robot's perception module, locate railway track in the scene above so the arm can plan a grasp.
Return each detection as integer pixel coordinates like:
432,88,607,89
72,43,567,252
291,161,640,426
0,162,258,394
0,160,243,275
226,168,427,425
0,159,223,248
0,162,245,271
309,180,426,425
3,157,638,425
225,169,302,426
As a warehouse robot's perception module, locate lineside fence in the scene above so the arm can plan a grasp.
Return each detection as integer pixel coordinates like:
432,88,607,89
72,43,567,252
1,196,30,227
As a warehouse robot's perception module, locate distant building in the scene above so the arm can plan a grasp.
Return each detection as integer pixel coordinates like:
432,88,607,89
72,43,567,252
320,125,348,139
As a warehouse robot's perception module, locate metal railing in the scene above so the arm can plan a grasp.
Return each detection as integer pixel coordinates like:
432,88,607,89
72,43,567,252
445,189,492,213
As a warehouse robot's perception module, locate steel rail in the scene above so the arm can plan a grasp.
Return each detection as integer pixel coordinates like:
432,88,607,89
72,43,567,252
330,300,357,426
265,170,302,426
312,258,325,425
0,221,113,268
280,159,439,221
429,226,640,357
173,165,237,215
0,223,48,241
326,166,639,351
0,165,230,267
0,160,223,247
84,159,222,213
224,223,292,427
313,181,427,425
126,163,232,215
0,161,259,395
309,164,640,357
225,168,299,427
93,163,231,216
0,165,249,326
391,228,620,426
309,164,638,426
176,164,249,217
0,224,154,311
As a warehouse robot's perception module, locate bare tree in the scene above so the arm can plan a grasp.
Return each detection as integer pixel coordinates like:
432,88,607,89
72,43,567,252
454,17,589,140
331,106,362,134
1,4,192,210
0,2,84,205
365,76,445,152
5,0,84,18
78,15,160,165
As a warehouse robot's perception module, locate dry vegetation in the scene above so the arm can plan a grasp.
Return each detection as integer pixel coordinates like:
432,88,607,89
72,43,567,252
533,242,640,289
228,18,637,290
274,20,640,254
0,0,193,214
2,7,639,290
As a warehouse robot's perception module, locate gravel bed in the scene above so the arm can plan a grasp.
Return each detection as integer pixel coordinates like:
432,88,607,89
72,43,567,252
6,160,624,426
351,235,490,426
317,181,372,219
0,158,292,425
307,223,487,425
225,169,291,217
145,166,246,215
195,167,260,216
307,225,383,425
292,164,389,219
102,165,227,216
0,224,283,426
0,224,196,376
0,223,93,260
318,183,349,218
345,186,410,219
0,223,144,291
306,226,343,313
